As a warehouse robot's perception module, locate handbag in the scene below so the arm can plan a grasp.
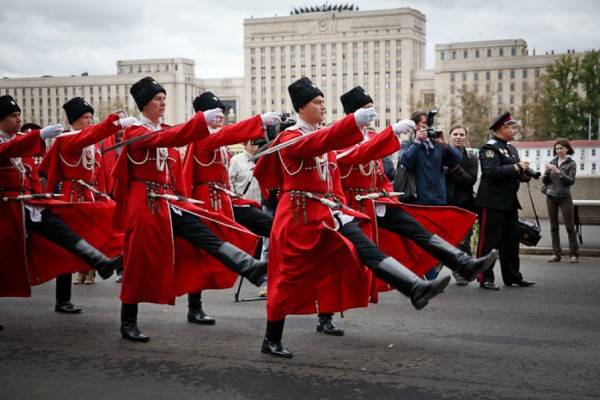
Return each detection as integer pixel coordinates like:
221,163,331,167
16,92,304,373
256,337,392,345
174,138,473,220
519,182,542,246
392,163,417,202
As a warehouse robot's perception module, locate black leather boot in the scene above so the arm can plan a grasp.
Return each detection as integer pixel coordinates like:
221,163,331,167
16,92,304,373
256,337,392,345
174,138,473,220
73,239,121,280
424,235,498,282
54,274,82,314
316,313,344,336
120,303,149,342
262,319,292,358
187,292,216,325
372,257,450,310
215,242,267,287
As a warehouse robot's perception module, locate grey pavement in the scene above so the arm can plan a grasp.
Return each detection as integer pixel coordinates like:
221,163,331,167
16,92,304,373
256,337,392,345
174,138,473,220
1,256,600,400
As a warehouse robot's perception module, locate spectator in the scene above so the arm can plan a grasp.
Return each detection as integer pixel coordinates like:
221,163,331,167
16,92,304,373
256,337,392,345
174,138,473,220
401,111,461,279
543,138,578,263
229,140,262,203
444,125,479,285
401,111,461,206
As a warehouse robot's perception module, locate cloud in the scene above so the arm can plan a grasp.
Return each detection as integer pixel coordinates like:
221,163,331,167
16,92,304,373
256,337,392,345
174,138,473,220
0,0,598,78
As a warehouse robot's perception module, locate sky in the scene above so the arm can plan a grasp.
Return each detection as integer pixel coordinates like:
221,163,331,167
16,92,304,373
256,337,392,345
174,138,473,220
1,0,598,79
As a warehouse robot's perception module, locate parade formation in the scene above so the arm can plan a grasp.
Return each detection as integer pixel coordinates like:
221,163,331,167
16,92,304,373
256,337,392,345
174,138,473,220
1,72,534,360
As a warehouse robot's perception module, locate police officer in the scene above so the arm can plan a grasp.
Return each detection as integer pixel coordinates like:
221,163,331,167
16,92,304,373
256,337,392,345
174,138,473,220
476,112,535,290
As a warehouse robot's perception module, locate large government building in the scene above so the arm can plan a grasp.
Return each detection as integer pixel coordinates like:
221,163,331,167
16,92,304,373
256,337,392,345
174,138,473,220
0,6,589,132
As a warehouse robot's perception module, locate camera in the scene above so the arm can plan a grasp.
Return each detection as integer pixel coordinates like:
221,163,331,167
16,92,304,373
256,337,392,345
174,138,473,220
524,168,541,179
266,112,296,141
425,108,443,140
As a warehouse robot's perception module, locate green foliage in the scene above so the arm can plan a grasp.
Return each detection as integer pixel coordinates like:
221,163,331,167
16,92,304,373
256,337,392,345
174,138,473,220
533,51,600,139
457,86,493,147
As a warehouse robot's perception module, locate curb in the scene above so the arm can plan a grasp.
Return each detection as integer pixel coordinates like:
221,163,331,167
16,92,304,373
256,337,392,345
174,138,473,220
520,246,600,257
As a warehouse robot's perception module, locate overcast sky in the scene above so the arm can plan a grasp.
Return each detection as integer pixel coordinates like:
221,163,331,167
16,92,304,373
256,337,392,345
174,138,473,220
1,0,598,79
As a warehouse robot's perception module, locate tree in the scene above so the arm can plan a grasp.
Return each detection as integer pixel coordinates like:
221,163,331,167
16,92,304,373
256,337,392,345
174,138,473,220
538,55,584,138
579,50,600,137
457,86,493,147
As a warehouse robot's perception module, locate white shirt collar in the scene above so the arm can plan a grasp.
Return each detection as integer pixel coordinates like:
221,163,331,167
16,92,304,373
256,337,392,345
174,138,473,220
138,115,163,131
291,117,320,135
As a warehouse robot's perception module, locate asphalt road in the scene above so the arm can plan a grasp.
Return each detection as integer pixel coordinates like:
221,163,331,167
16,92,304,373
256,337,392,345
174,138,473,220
1,256,599,400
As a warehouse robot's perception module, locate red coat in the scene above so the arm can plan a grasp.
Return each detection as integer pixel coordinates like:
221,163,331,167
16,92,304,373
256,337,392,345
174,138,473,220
337,127,476,295
181,115,264,219
112,113,259,305
37,114,123,273
0,131,120,297
38,114,120,202
254,114,374,321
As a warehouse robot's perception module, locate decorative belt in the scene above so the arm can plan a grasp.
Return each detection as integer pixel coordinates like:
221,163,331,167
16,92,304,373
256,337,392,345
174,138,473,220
285,190,344,223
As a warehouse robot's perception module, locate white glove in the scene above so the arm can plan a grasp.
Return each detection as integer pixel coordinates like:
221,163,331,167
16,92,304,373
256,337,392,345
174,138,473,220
392,119,416,135
40,124,64,139
261,111,282,127
354,107,377,127
117,117,137,129
203,108,225,125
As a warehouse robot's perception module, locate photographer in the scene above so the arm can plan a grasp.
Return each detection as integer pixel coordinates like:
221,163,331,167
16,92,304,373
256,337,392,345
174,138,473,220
400,110,461,279
400,110,461,206
476,112,535,290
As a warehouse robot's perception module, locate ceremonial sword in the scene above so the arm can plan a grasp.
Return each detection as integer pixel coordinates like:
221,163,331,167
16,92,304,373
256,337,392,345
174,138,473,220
76,179,112,200
355,191,405,201
2,193,63,202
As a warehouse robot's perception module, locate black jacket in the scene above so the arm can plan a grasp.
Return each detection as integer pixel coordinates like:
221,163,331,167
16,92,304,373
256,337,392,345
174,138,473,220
445,147,478,210
476,137,530,211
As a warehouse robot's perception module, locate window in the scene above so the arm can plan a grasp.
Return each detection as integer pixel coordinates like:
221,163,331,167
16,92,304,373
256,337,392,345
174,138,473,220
510,70,515,79
580,164,585,171
462,72,467,81
510,82,515,91
463,50,468,58
511,47,516,56
592,149,596,156
487,48,491,57
547,149,552,156
498,71,503,79
441,51,445,60
536,150,540,157
474,72,479,81
475,49,480,58
450,73,455,82
525,150,529,157
486,71,491,80
523,69,528,79
499,48,504,57
593,163,597,173
452,51,456,60
535,68,540,78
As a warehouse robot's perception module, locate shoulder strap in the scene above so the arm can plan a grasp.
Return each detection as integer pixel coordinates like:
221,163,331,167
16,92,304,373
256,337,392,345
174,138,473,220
527,181,540,227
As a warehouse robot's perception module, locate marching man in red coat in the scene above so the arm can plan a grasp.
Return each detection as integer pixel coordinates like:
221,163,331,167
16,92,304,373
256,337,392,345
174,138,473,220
253,78,450,358
112,77,267,342
335,86,497,300
0,95,121,327
181,92,278,325
38,97,131,295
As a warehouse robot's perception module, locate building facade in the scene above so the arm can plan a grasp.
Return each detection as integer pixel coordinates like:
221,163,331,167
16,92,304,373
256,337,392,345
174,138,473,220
0,58,244,127
243,7,426,127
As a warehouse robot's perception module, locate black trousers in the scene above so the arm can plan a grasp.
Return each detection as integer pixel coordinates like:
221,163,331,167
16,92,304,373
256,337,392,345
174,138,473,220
170,208,225,257
477,207,522,284
338,220,387,269
233,206,273,238
376,206,433,248
25,208,84,304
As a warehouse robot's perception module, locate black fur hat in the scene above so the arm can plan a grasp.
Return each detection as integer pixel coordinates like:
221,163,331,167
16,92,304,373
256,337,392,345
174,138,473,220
193,91,225,112
288,77,324,112
340,86,373,114
63,97,95,124
130,77,166,111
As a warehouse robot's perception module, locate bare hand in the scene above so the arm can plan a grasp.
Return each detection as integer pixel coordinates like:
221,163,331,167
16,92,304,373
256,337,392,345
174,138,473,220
415,129,428,141
517,161,530,171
